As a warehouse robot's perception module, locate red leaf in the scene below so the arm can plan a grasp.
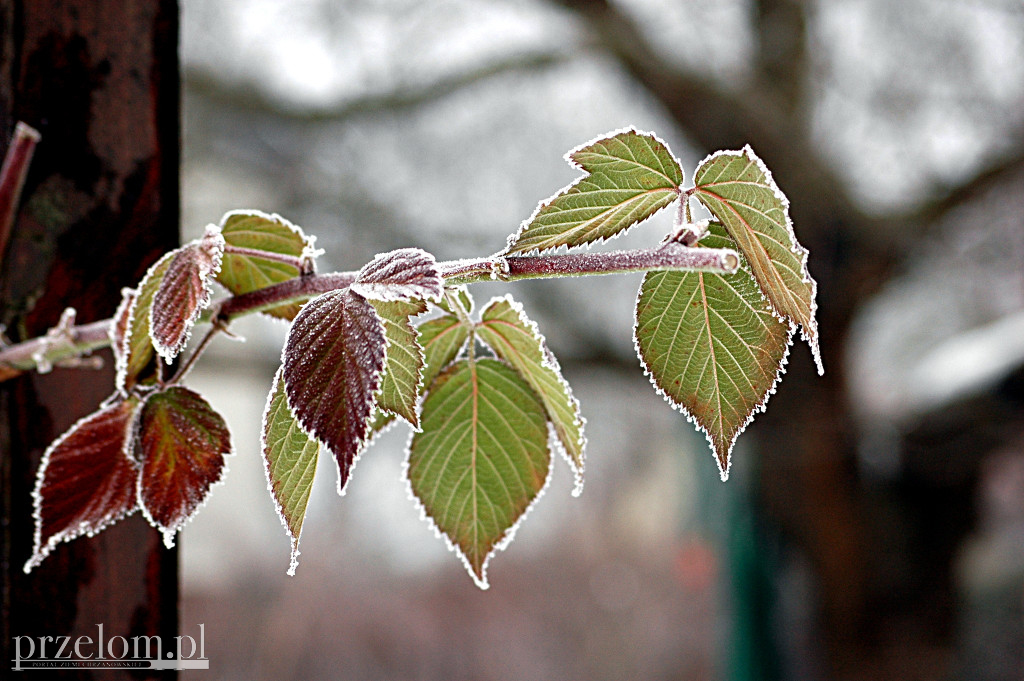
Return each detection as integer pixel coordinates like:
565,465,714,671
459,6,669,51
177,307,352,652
282,289,385,494
136,386,232,547
25,398,141,572
351,248,443,302
151,228,225,362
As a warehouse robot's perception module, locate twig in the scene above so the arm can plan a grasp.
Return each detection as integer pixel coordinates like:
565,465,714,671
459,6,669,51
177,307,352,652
0,122,41,270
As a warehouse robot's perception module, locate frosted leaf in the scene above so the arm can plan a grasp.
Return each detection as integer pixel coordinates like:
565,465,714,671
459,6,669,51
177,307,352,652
217,210,317,321
406,359,551,588
634,223,790,480
693,146,822,374
262,366,319,575
476,295,586,495
282,289,385,494
151,226,225,362
109,287,136,392
119,250,175,390
136,386,232,547
24,398,142,572
351,248,443,302
505,128,684,255
370,299,428,428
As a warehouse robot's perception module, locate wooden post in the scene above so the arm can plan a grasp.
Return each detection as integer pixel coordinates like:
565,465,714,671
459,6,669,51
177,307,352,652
1,1,180,678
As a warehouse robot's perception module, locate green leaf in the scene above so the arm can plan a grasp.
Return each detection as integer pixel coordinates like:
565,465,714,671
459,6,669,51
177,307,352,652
634,223,790,479
217,210,315,321
418,311,471,391
366,309,471,438
505,128,683,254
371,299,428,428
407,358,550,588
262,366,319,575
118,250,174,392
692,146,822,374
476,296,586,495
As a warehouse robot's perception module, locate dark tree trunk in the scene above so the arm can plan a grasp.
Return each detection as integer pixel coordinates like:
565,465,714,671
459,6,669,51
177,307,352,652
1,2,179,678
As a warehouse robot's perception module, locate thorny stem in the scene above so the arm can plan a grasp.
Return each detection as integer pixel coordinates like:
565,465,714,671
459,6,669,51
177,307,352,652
0,245,738,378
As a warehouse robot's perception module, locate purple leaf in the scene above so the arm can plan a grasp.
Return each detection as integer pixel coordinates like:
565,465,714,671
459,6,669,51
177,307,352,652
351,248,443,302
136,386,232,547
282,289,386,494
25,398,141,572
150,227,225,362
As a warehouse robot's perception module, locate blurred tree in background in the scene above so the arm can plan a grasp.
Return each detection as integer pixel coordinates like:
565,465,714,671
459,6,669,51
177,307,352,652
179,1,1024,679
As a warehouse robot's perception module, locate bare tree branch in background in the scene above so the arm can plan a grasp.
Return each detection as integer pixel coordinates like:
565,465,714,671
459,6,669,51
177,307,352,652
186,50,569,123
543,0,1024,677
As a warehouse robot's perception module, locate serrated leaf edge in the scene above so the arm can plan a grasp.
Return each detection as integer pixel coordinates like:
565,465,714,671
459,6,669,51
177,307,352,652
219,208,321,262
261,365,319,576
503,126,684,256
150,227,226,363
135,389,234,548
632,265,793,481
351,248,444,302
400,398,555,590
117,250,176,392
110,287,137,396
24,400,141,573
371,299,429,430
280,290,385,498
694,145,822,375
477,294,587,496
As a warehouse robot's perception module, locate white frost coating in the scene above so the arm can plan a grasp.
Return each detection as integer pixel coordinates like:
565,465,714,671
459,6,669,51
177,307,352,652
118,250,175,389
218,208,319,253
277,299,383,500
30,307,78,374
478,294,587,496
503,126,685,255
400,425,555,590
110,288,136,395
136,393,234,549
150,228,226,363
631,271,794,482
260,366,319,576
371,299,429,431
694,145,823,376
351,248,444,303
23,402,141,573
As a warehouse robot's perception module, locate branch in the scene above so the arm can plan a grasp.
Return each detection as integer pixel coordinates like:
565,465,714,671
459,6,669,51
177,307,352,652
549,0,870,236
0,245,738,379
0,122,41,270
185,50,569,123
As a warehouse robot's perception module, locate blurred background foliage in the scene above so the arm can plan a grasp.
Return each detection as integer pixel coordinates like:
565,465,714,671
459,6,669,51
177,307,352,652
178,1,1024,679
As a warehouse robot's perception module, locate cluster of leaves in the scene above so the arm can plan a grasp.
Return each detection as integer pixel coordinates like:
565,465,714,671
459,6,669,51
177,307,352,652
23,129,820,588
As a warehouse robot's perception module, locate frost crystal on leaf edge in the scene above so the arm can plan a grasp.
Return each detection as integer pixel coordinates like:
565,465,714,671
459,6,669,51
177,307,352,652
503,126,685,256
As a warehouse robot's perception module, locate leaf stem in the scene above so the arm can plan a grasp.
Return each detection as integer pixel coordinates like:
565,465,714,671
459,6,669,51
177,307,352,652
0,245,738,378
169,323,222,385
222,243,306,270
